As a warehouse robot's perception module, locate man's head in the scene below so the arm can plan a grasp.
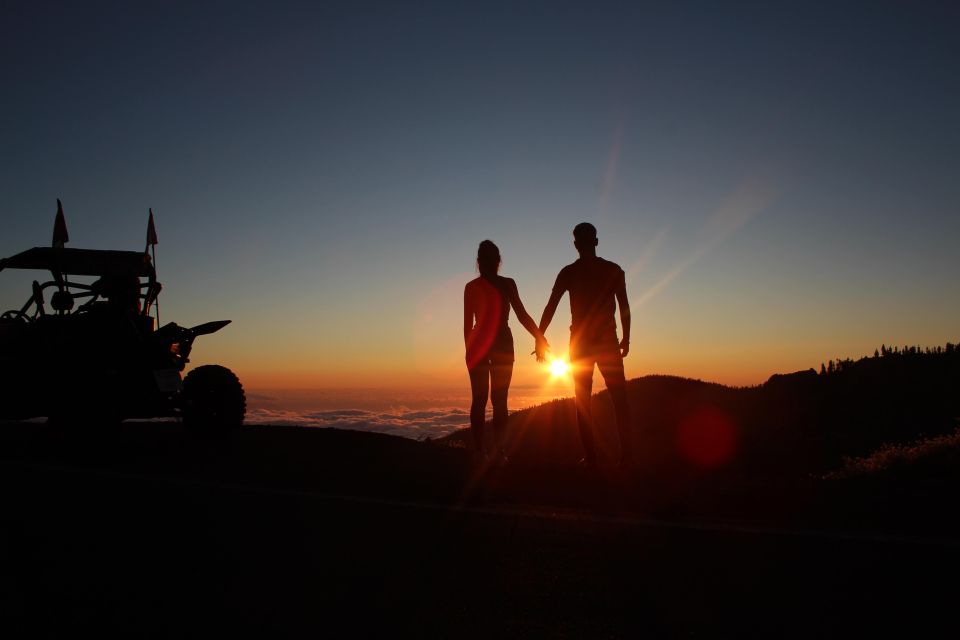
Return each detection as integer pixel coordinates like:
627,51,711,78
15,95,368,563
573,222,598,256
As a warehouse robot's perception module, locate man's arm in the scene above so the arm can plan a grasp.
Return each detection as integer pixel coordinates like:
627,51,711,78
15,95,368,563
534,289,563,362
536,272,566,361
615,281,631,358
539,269,567,334
538,288,564,336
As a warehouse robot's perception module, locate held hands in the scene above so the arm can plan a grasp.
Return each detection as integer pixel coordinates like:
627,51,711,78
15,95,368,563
532,335,550,363
619,337,630,358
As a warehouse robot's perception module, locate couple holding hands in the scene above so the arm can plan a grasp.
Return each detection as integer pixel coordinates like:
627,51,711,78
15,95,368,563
463,222,632,470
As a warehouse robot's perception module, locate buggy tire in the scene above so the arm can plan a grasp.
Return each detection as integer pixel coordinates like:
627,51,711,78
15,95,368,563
183,365,246,432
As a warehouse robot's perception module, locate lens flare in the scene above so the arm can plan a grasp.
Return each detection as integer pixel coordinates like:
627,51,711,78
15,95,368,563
676,407,739,469
549,358,570,378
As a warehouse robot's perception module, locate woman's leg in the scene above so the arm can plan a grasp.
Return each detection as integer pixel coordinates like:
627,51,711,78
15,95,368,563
468,360,490,459
489,356,514,457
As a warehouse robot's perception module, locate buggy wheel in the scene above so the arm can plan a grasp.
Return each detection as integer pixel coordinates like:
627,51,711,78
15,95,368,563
182,365,246,432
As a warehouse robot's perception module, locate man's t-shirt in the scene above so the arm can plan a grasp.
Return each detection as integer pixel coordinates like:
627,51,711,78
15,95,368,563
552,256,625,345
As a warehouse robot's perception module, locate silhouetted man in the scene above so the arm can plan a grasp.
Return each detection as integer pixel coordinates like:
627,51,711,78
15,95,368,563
538,223,632,469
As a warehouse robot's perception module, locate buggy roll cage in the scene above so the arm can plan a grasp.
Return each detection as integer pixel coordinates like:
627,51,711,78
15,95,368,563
0,247,161,322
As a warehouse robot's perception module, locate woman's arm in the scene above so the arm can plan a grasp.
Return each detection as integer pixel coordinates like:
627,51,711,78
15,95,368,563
507,279,549,361
506,279,541,338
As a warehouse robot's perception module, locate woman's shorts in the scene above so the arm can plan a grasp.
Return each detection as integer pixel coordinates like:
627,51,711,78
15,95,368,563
466,328,514,369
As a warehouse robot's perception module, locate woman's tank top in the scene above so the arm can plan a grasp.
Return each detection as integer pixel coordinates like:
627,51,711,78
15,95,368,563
465,275,514,367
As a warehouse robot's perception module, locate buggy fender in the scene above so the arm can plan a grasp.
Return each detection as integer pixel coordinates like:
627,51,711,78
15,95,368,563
189,320,231,336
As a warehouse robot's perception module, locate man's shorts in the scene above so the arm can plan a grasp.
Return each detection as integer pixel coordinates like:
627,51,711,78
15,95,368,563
570,332,625,386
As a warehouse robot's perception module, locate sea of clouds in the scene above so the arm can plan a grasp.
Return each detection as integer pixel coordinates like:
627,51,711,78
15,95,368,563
245,406,470,440
244,387,568,440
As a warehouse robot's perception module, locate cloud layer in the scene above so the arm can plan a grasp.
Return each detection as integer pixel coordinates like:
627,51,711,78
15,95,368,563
245,406,469,440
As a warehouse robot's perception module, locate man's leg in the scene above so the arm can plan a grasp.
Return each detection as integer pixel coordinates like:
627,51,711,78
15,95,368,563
597,349,631,466
572,354,597,465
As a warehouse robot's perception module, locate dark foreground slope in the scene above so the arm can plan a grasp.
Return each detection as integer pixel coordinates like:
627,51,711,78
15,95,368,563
2,413,960,638
1,347,958,637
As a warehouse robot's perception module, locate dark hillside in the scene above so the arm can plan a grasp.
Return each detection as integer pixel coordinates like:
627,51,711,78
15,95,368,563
444,343,960,481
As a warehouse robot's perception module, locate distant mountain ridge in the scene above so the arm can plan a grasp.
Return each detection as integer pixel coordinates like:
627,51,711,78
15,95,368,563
443,342,960,479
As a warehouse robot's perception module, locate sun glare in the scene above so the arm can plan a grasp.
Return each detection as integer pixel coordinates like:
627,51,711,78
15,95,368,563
549,358,570,378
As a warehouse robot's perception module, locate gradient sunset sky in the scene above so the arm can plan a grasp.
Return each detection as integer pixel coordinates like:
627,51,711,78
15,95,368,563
2,1,958,391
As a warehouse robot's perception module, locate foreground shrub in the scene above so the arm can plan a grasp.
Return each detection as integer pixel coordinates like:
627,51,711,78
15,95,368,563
825,427,960,480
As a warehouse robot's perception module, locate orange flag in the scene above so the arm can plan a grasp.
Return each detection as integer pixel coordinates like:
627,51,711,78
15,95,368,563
146,209,158,248
52,199,69,248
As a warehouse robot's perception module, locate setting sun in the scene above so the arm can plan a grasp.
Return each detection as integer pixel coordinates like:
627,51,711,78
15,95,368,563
549,358,570,378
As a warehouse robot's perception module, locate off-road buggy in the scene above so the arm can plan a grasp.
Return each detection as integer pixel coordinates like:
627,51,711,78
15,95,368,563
0,208,245,430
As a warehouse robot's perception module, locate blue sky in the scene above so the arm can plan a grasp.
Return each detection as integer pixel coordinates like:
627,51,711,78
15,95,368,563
2,0,958,388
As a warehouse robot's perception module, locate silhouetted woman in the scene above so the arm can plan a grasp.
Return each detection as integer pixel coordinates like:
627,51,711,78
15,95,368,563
464,240,548,465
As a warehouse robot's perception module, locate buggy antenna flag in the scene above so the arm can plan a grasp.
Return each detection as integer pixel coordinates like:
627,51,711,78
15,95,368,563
52,199,69,248
146,209,160,325
146,208,158,252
